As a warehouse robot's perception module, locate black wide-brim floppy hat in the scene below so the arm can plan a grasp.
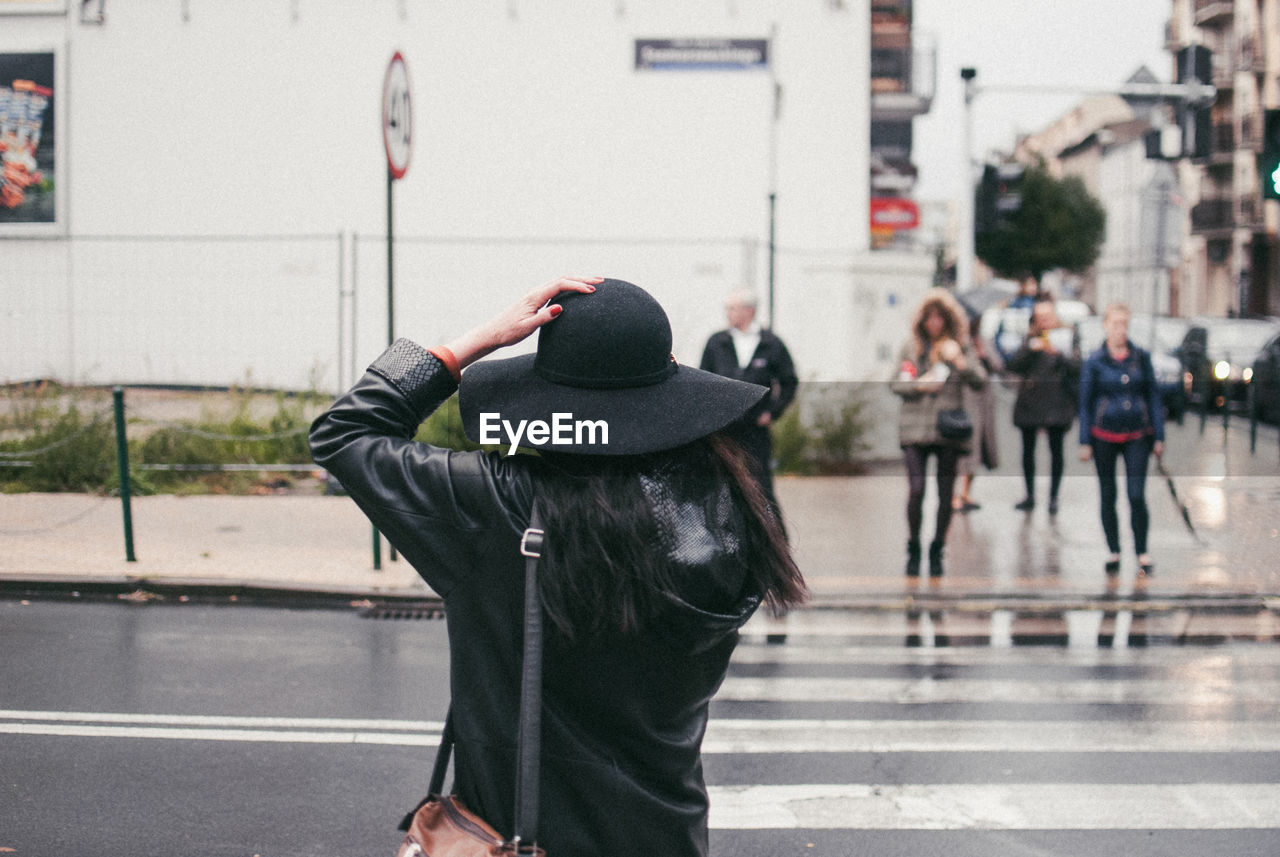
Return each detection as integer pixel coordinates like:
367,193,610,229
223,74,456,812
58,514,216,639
460,278,767,456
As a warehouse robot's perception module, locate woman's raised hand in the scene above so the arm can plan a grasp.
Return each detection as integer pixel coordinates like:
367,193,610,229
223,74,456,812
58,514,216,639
446,276,603,369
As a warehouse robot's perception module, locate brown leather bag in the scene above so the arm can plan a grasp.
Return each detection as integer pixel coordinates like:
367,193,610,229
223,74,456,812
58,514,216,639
395,509,547,857
397,794,542,857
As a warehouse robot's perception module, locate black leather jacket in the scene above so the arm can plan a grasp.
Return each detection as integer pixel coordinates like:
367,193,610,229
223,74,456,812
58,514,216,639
309,339,763,857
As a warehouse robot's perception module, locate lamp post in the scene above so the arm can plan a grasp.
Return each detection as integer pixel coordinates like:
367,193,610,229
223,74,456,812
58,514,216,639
957,67,977,293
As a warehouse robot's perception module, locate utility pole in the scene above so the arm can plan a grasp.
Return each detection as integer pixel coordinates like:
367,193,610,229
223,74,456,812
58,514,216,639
957,67,977,293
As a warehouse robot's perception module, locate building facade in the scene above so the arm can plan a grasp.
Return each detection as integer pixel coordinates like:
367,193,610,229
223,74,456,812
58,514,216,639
869,0,934,250
1170,0,1280,318
1,0,935,392
1014,76,1182,315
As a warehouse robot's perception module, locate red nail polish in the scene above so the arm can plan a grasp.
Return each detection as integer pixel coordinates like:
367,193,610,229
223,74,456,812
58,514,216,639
549,304,563,317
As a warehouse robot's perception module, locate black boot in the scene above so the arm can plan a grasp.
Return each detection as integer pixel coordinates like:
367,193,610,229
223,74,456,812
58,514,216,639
905,540,922,577
928,540,945,577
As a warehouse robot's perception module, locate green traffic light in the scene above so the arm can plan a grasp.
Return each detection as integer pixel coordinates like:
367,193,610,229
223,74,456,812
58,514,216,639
1271,162,1280,196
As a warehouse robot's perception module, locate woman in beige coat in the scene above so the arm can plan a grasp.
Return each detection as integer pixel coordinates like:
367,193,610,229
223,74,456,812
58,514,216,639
890,288,988,576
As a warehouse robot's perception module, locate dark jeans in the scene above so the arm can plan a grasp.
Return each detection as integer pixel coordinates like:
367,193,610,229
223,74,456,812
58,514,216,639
1091,437,1153,555
1020,425,1068,500
903,444,960,545
725,421,785,535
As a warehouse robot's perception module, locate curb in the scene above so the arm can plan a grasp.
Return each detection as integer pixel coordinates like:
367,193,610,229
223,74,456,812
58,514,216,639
0,575,440,611
805,591,1280,614
4,575,1277,616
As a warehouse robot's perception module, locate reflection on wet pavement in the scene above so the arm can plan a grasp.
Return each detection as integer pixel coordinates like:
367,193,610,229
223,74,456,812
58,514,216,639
744,603,1280,650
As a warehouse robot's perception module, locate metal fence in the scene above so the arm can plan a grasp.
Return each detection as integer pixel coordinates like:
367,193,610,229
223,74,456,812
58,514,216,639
3,232,771,394
3,233,345,391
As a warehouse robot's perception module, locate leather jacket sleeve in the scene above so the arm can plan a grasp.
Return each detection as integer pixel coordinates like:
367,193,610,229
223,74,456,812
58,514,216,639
309,339,534,597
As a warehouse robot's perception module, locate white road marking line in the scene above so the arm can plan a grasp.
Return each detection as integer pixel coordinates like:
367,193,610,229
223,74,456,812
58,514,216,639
701,718,1280,753
0,709,442,732
714,676,1280,705
729,643,1280,666
4,711,1278,753
0,722,440,746
706,783,1280,829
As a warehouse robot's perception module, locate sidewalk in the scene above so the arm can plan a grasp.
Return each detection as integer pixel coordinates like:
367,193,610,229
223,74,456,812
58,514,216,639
3,464,1278,614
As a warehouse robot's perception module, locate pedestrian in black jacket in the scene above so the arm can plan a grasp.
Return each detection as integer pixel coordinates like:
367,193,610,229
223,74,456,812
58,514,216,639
699,289,798,515
310,277,805,857
1007,297,1081,515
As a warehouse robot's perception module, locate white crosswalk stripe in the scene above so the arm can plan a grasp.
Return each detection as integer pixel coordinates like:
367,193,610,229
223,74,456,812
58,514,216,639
4,631,1277,838
707,783,1280,830
714,675,1280,704
706,630,1280,832
4,711,1275,755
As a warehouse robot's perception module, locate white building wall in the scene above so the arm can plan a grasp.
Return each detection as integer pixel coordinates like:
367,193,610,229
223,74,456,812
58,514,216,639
2,1,925,391
1094,136,1179,316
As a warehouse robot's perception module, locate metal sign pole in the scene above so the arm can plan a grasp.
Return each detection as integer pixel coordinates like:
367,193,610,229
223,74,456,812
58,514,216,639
373,50,413,571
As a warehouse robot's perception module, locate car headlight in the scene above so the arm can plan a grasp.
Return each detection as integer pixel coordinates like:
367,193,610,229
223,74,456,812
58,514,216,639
1244,367,1253,384
1214,360,1231,380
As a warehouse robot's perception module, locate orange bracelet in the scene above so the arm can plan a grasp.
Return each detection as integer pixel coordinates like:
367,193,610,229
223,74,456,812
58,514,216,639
428,346,461,382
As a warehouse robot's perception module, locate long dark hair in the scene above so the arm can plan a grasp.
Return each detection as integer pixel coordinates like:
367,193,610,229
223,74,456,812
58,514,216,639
534,433,805,640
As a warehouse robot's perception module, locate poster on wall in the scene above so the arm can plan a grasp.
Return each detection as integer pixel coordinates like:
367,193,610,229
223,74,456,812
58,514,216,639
0,50,58,228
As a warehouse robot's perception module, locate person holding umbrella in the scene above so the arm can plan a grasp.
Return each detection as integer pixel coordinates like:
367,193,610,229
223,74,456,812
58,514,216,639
1078,301,1165,576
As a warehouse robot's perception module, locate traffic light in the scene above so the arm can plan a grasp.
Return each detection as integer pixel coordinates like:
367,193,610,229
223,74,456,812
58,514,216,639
976,165,998,234
975,162,1025,237
993,163,1024,224
1261,109,1280,201
1176,45,1212,159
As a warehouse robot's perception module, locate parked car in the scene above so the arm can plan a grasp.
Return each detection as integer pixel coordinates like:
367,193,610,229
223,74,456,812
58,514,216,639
1249,328,1280,424
1077,314,1189,420
1176,318,1280,412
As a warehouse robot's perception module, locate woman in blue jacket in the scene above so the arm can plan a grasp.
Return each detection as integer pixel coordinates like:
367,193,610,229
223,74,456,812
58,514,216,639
1078,302,1165,575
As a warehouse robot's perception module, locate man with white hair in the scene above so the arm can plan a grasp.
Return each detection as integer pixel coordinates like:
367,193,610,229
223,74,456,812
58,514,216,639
699,289,797,520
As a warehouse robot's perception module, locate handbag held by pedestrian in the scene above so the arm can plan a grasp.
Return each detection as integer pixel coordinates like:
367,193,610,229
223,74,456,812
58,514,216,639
396,506,548,857
937,407,973,441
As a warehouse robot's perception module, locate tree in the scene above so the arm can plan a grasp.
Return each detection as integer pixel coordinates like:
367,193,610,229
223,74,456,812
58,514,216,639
975,164,1106,287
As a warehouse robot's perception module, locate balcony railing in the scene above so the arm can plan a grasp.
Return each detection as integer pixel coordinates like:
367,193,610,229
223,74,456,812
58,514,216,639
871,36,935,119
1194,0,1234,26
1190,193,1262,233
1241,112,1262,151
1212,122,1235,152
1239,34,1266,73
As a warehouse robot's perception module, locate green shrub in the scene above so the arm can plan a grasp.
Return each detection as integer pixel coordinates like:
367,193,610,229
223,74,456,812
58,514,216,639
414,394,480,450
771,405,813,475
772,384,871,476
0,404,114,492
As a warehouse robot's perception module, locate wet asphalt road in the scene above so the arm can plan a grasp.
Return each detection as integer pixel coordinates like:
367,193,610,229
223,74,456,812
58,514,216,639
3,601,1279,857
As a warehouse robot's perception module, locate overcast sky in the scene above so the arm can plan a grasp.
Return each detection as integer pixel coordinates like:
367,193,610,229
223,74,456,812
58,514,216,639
911,0,1173,204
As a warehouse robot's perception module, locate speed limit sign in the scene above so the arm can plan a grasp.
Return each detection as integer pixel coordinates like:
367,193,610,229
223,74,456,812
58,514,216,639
382,51,412,179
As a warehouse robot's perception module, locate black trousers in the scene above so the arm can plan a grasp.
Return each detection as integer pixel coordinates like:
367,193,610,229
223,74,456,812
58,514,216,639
1091,436,1153,555
1019,425,1068,500
903,444,960,545
725,421,785,534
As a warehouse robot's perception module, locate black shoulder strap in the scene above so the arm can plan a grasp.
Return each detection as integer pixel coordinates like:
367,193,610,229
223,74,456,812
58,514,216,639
512,501,545,850
412,502,545,854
